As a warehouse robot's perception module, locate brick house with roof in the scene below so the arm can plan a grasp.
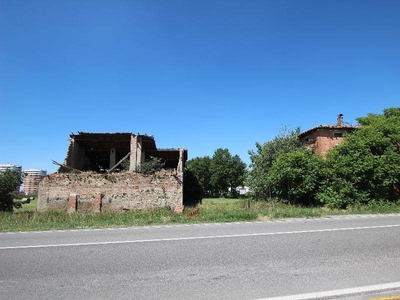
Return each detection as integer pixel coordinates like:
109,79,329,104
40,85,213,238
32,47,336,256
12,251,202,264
298,114,359,156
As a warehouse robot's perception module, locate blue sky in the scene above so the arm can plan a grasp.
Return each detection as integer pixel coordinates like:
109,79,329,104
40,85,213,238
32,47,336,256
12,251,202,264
1,0,399,174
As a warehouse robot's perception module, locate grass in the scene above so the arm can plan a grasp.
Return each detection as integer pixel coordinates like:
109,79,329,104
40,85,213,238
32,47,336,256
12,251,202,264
1,198,399,232
14,197,38,212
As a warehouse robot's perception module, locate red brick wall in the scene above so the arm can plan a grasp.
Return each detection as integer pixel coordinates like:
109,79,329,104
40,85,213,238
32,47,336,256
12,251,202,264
23,175,45,195
302,129,346,156
37,170,183,212
313,129,344,156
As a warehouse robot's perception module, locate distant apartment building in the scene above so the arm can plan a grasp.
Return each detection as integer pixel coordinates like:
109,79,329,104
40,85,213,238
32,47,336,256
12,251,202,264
0,164,23,193
23,169,47,195
0,164,22,173
298,114,359,157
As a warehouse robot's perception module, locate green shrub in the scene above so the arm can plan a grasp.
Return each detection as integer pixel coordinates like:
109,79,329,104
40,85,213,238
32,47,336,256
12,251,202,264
267,148,324,205
0,170,22,212
138,157,165,174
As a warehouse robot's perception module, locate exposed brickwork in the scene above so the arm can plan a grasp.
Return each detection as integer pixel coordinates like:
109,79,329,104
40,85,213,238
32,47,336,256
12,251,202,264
186,207,200,217
314,137,341,156
38,170,183,212
174,205,184,214
93,193,102,213
299,127,357,157
67,194,77,213
304,129,344,156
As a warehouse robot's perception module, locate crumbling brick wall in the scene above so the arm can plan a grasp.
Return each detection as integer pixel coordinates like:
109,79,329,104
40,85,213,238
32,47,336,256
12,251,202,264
37,170,183,212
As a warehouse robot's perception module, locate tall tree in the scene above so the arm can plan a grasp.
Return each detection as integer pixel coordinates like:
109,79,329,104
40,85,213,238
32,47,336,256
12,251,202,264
187,151,247,198
0,170,22,212
186,156,212,197
210,148,233,196
248,127,300,200
267,148,324,205
228,154,247,195
210,148,246,197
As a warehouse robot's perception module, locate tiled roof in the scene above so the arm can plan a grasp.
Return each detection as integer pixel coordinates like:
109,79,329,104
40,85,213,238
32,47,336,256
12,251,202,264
298,125,359,138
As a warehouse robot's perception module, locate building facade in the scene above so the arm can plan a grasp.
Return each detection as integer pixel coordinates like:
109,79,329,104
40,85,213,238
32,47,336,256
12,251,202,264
23,169,47,195
59,132,186,173
0,164,22,173
38,132,187,212
298,115,358,156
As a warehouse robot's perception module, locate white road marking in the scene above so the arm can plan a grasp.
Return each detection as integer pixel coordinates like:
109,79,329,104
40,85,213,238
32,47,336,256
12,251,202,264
256,281,400,300
1,224,399,250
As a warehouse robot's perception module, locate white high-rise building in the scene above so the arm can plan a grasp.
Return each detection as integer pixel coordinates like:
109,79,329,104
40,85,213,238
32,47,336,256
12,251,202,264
23,168,47,195
24,169,47,177
0,164,22,173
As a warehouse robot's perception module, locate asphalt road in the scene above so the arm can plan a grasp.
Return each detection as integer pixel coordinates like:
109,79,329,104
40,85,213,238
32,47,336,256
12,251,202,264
1,214,400,300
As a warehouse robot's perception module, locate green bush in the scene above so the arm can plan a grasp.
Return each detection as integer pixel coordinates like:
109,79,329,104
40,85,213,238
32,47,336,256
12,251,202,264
0,170,22,212
137,157,165,174
317,107,400,208
267,148,324,205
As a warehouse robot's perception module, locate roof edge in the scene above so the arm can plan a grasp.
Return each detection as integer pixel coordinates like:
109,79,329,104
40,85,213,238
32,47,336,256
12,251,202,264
298,125,360,138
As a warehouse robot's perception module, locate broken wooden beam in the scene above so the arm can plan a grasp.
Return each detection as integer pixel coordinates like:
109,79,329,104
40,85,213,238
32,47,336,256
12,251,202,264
52,160,82,173
107,152,131,173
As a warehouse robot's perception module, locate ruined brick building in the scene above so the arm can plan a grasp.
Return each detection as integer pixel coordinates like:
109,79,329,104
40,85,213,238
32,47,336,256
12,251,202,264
38,132,187,212
298,114,358,156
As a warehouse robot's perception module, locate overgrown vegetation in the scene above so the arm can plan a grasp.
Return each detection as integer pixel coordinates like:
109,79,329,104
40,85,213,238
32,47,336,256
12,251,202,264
316,107,400,208
0,169,22,212
1,198,399,232
137,156,165,174
266,148,324,205
248,107,400,208
248,126,300,200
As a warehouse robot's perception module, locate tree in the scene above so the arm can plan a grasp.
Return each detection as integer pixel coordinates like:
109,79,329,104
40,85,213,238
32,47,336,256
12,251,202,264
210,148,246,197
267,148,324,205
317,107,400,208
228,154,248,196
0,170,22,212
183,170,203,206
186,156,212,197
187,151,247,198
248,127,300,200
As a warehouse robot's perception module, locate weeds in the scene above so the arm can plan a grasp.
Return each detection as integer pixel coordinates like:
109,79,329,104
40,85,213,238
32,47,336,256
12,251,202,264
1,198,399,232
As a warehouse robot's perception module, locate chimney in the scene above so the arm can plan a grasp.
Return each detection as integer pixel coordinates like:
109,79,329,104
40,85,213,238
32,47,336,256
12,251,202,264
337,114,344,126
